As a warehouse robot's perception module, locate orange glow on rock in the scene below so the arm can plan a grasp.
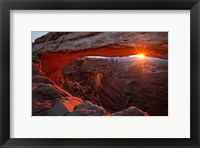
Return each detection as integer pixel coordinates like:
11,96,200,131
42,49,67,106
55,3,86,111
64,97,83,112
40,48,134,84
40,46,167,84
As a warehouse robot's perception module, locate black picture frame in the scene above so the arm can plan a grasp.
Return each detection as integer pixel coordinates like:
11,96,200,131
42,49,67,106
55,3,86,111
0,0,200,147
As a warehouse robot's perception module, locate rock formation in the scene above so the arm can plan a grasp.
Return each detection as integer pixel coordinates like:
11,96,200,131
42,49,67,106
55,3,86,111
62,57,131,113
110,106,149,116
32,32,168,116
33,32,168,84
33,32,168,59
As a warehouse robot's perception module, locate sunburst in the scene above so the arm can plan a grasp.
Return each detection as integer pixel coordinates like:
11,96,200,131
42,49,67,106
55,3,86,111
137,54,145,59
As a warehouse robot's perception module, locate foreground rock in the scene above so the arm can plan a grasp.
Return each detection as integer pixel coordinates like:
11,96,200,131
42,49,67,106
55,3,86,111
35,102,69,116
32,75,107,116
32,75,148,116
110,106,149,116
32,75,83,115
67,101,106,116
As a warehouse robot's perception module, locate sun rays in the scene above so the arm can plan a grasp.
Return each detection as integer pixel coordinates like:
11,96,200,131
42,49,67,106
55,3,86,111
136,53,145,59
128,46,157,71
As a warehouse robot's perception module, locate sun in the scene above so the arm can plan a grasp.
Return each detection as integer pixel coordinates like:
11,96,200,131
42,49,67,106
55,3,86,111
137,54,145,59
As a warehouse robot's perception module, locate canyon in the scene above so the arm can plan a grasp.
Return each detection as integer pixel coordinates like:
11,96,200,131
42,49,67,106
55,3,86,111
32,32,168,116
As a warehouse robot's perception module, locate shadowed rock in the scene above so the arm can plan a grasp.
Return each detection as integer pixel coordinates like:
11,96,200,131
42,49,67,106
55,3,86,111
35,102,69,116
32,76,55,85
32,66,41,76
32,53,41,63
32,60,43,76
32,83,62,101
67,101,106,116
110,106,149,116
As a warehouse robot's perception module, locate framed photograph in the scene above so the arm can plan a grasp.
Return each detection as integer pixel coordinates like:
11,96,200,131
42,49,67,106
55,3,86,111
0,0,200,147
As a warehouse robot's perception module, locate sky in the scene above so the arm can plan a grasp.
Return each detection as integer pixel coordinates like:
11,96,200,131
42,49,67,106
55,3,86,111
31,31,49,43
